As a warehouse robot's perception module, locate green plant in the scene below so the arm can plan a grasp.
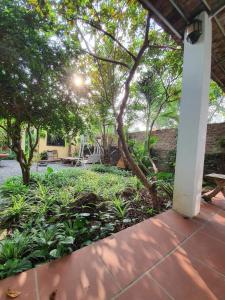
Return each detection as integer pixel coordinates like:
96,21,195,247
0,177,29,197
145,207,157,217
0,195,31,229
109,197,129,220
156,172,174,182
30,224,75,261
0,230,31,262
0,167,166,280
91,164,131,177
157,181,174,200
0,259,32,279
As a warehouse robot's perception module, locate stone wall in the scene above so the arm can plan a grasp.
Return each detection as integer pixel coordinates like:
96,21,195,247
129,122,225,174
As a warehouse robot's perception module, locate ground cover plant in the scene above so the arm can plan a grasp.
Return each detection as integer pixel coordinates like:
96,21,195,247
0,167,172,279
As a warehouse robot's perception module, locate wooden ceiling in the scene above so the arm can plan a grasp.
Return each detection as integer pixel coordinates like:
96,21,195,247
138,0,225,91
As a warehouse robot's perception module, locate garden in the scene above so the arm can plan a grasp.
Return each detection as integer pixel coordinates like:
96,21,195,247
0,166,173,279
0,0,224,284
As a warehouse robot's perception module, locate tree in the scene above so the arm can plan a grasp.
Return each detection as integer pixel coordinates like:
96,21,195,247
0,0,83,184
208,81,225,123
55,0,182,208
136,46,182,173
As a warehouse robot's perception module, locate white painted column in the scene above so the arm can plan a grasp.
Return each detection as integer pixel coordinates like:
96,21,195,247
173,11,212,217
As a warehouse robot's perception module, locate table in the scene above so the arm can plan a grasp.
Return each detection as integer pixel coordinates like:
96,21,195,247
62,157,79,166
0,153,9,166
202,173,225,201
0,154,9,159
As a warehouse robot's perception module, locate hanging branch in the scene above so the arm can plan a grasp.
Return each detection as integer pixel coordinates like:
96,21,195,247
76,17,137,61
76,24,130,69
81,49,129,68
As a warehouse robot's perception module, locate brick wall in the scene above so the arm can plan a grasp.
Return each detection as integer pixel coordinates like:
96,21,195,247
129,122,225,173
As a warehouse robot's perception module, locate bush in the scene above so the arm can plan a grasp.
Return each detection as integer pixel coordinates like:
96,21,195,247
91,164,131,177
0,167,171,279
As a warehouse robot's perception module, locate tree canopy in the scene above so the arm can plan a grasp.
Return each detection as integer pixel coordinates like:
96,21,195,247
0,0,83,183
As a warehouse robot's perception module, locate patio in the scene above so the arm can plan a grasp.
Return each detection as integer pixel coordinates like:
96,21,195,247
0,0,224,299
0,194,224,300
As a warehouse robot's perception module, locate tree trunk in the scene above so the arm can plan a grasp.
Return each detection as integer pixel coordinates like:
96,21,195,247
15,147,31,185
149,152,158,174
102,124,110,164
147,128,158,174
117,119,159,209
21,165,30,185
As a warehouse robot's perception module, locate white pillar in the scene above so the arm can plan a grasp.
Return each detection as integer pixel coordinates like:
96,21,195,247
173,11,212,217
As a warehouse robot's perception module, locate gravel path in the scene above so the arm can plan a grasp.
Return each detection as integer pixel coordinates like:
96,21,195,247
0,160,73,185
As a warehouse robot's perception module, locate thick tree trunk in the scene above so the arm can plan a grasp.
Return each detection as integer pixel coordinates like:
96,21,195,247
21,165,30,185
15,148,31,185
117,119,158,209
114,12,159,209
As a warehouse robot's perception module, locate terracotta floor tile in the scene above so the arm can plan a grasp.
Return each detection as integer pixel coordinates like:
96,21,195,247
211,195,225,210
205,210,225,235
36,245,120,300
124,217,185,256
200,224,225,244
153,209,202,237
193,202,220,223
0,269,37,300
199,220,225,243
151,248,225,300
182,231,225,275
94,228,162,288
116,274,171,300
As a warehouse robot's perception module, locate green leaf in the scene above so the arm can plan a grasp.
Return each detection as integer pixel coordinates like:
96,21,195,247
59,236,74,245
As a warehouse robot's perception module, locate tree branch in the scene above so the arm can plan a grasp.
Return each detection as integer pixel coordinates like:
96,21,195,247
118,12,151,121
149,44,181,51
76,17,137,61
76,23,130,69
81,49,130,69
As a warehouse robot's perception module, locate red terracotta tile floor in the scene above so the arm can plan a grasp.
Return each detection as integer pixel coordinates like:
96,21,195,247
0,195,225,300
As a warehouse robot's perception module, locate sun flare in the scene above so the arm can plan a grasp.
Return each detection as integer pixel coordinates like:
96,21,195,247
72,74,84,87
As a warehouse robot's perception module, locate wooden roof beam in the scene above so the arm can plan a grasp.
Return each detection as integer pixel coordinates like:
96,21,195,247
139,0,182,39
201,0,225,38
210,1,225,18
168,0,189,24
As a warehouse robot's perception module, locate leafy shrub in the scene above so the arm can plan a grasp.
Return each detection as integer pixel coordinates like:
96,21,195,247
156,172,174,182
40,151,48,160
0,259,32,279
0,167,170,279
0,177,29,197
91,164,131,177
0,195,31,229
0,230,30,262
157,181,173,200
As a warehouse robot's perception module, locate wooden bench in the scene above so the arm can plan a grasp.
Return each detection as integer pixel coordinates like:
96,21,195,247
62,157,79,166
202,173,225,201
